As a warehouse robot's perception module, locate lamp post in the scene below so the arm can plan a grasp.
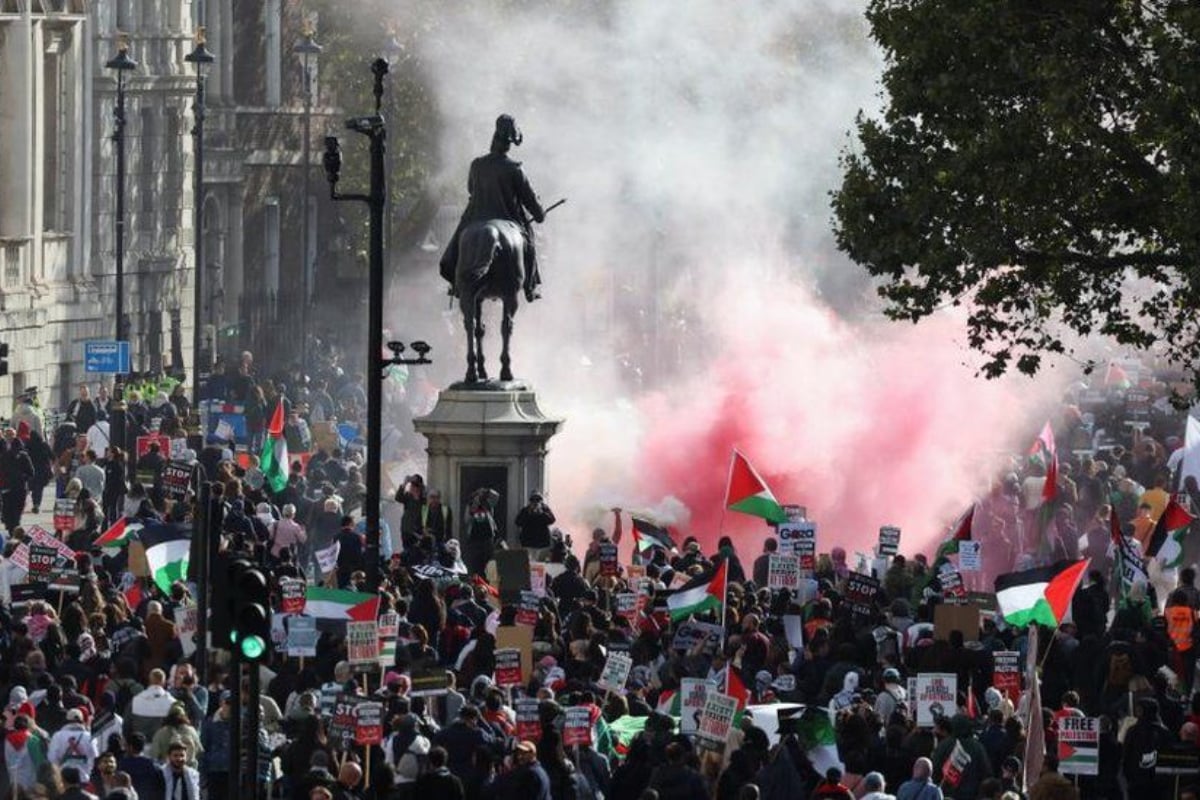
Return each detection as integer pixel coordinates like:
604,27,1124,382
323,59,431,592
106,37,136,450
185,28,214,407
381,34,403,259
293,24,322,374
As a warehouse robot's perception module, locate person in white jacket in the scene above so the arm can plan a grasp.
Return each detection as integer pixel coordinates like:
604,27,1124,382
47,708,98,775
161,741,201,800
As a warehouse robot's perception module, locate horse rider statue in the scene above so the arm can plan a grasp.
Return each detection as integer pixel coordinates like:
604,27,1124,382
439,114,547,302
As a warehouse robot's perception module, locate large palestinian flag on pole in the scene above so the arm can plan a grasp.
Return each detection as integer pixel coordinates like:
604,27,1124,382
936,505,975,559
666,560,728,621
725,450,787,524
994,559,1089,627
139,520,192,594
1146,497,1195,568
260,398,289,493
631,516,678,553
94,517,142,548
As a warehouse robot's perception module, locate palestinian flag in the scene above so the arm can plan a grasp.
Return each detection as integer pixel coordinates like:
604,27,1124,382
725,450,787,524
994,559,1089,627
94,517,142,548
780,706,842,775
138,520,191,594
632,516,677,553
1028,422,1059,504
666,560,727,622
1147,497,1195,568
655,689,681,716
304,586,380,623
936,506,975,559
723,665,750,710
123,582,144,611
260,398,289,493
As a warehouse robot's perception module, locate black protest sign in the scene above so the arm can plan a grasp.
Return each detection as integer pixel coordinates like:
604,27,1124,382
10,584,43,609
599,543,619,577
844,573,881,617
329,694,363,748
878,526,901,557
162,462,193,500
28,544,57,580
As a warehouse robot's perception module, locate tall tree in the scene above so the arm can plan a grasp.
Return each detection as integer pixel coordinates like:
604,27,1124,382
833,0,1200,391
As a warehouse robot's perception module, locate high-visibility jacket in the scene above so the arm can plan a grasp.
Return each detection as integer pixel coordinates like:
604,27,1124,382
1165,605,1196,652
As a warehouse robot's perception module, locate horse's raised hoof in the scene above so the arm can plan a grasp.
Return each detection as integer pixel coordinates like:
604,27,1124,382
500,367,513,382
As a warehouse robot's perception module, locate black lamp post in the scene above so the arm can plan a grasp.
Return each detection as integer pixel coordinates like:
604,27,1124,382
293,24,322,373
106,36,136,449
185,28,214,407
323,59,431,592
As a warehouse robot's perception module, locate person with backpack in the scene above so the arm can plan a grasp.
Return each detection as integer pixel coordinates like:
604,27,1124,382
389,714,432,796
895,758,943,800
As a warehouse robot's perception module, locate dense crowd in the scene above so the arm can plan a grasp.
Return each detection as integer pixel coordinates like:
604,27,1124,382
0,356,1198,800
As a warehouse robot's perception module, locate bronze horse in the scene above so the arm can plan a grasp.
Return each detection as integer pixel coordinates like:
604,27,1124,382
454,219,527,383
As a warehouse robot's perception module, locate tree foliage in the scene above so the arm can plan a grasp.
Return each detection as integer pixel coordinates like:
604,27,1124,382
832,0,1200,388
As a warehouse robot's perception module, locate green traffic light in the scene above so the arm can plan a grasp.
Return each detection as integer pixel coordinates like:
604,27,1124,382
240,635,266,660
230,630,238,644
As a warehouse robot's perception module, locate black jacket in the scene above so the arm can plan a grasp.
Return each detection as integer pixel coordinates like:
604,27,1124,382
516,503,556,549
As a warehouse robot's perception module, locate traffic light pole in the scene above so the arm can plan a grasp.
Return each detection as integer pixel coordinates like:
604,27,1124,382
229,650,242,800
247,664,262,799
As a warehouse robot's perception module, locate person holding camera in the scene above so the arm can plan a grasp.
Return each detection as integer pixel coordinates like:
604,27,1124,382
396,474,427,552
515,491,555,555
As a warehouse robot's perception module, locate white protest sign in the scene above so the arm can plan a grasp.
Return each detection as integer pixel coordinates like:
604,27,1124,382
914,673,958,727
286,615,319,657
878,526,901,557
697,691,738,746
958,540,982,572
598,651,633,694
777,521,816,569
347,621,379,669
1057,716,1099,775
175,606,198,658
766,554,801,590
679,678,708,735
529,563,548,597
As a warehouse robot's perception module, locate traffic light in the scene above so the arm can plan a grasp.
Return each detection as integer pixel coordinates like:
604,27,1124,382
0,342,8,377
231,560,271,662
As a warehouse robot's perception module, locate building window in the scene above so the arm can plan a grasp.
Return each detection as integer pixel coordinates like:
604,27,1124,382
164,108,180,218
265,0,282,106
140,107,157,222
42,32,70,232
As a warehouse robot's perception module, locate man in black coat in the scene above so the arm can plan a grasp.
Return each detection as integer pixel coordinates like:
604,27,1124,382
414,746,465,800
515,492,555,552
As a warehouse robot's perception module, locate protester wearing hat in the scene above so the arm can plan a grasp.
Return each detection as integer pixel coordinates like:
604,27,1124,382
46,706,97,774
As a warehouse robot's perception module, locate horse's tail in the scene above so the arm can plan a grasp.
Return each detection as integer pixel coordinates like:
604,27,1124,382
457,223,503,291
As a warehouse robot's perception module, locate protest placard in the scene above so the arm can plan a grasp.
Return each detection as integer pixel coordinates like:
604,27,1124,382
516,697,542,741
777,521,816,568
286,615,319,657
958,541,982,572
347,621,379,669
516,590,540,626
914,673,958,727
53,499,75,533
992,651,1021,702
329,694,363,746
175,606,198,658
354,701,384,746
1057,716,1099,775
767,554,801,590
10,584,40,609
697,692,738,747
47,571,80,595
170,438,189,461
136,434,171,461
162,462,193,501
783,615,805,650
625,564,646,582
844,573,881,617
280,578,306,615
940,569,967,603
28,544,57,581
878,526,901,557
679,678,708,735
496,549,531,604
615,592,639,622
942,741,971,788
563,706,593,746
781,505,807,522
598,651,633,694
599,543,619,577
495,625,534,681
377,611,399,670
409,661,452,697
495,648,523,687
671,621,724,655
529,562,548,597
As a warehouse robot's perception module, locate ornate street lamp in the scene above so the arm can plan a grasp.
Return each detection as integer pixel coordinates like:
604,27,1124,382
185,27,215,406
293,22,322,372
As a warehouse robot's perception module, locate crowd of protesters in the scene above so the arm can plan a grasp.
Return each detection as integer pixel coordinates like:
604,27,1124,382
0,356,1198,800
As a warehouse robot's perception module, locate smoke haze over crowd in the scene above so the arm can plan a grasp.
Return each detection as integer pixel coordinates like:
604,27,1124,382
378,0,1068,556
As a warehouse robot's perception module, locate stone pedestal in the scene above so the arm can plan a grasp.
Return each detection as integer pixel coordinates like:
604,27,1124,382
412,386,564,543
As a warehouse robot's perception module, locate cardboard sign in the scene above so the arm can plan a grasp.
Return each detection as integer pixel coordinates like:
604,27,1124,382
175,606,198,658
933,603,980,642
53,499,75,533
329,694,363,747
516,697,542,741
28,544,57,580
777,521,816,568
162,462,193,500
495,648,523,687
598,651,633,694
286,615,319,657
563,706,593,746
280,578,307,615
615,592,639,622
671,621,724,655
878,526,901,557
697,691,738,746
529,562,548,597
516,590,540,626
599,543,619,577
496,549,532,604
679,678,708,735
914,673,958,727
347,621,379,668
767,554,801,590
354,701,384,746
992,651,1021,702
844,573,881,617
1057,716,1099,775
957,541,981,572
495,625,534,681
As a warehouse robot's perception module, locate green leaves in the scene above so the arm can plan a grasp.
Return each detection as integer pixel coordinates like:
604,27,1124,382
834,0,1200,392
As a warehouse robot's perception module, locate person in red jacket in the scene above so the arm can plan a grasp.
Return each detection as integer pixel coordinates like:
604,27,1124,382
811,767,855,800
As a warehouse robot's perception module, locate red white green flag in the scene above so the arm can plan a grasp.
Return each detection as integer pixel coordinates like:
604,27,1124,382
260,399,289,493
94,517,142,548
1146,497,1195,568
666,560,727,621
725,450,786,524
994,559,1089,627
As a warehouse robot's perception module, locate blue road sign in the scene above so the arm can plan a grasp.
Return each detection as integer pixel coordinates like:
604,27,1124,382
84,340,131,374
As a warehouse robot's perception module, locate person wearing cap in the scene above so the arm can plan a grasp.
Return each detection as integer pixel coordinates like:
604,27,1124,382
47,706,97,774
495,739,550,800
875,668,907,723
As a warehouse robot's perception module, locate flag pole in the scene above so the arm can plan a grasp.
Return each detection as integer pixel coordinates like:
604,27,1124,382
719,449,736,542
